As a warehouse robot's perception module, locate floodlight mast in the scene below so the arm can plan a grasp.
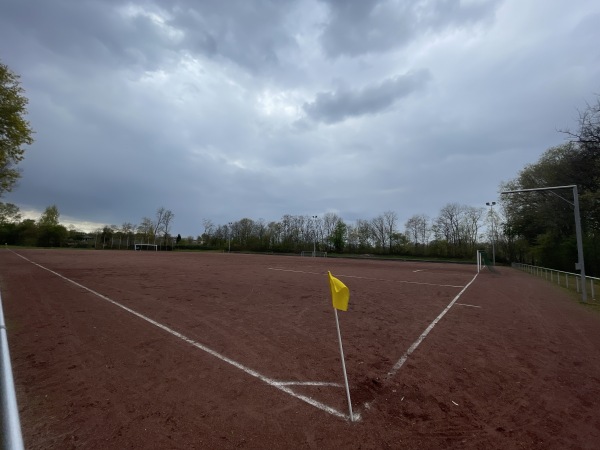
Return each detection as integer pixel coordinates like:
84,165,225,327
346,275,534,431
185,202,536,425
501,185,587,303
486,201,496,265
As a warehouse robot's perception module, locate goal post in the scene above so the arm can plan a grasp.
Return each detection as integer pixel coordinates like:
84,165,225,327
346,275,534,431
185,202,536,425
477,250,497,273
501,185,587,302
300,251,328,257
477,250,484,272
134,243,158,251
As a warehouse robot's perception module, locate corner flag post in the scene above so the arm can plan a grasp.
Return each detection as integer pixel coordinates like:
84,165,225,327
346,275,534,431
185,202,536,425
334,308,354,421
328,271,354,422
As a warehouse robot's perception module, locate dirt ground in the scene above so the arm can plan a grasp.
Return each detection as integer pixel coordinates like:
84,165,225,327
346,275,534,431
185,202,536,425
1,249,600,449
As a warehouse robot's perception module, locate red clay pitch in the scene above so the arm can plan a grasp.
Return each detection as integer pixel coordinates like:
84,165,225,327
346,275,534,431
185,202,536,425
1,249,600,449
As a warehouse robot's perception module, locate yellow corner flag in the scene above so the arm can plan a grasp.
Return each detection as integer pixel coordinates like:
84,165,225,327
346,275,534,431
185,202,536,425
328,271,350,311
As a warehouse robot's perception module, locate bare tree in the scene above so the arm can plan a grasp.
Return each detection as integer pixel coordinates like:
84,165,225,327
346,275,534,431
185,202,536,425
405,215,420,245
152,207,166,243
560,96,600,148
355,219,373,251
418,214,431,245
121,222,135,249
255,218,267,248
371,214,387,251
138,217,154,244
405,214,431,254
145,207,175,247
161,209,175,247
433,203,483,257
463,206,483,252
237,218,254,247
202,218,215,243
383,210,398,253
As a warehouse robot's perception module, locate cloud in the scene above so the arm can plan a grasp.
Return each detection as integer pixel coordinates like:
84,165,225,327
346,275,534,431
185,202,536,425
302,69,431,123
159,0,302,73
1,0,599,237
318,0,501,57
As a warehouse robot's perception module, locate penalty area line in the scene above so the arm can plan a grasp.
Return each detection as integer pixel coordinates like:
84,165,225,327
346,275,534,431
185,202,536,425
386,272,480,379
268,267,464,288
12,251,352,421
274,381,343,387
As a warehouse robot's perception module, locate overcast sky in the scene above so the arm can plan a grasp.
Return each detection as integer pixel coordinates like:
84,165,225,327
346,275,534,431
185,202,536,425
1,0,599,236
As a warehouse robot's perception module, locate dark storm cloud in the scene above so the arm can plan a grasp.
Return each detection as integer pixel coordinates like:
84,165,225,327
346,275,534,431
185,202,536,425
1,0,599,236
0,0,177,72
0,0,300,76
318,0,501,57
163,0,299,72
303,69,431,123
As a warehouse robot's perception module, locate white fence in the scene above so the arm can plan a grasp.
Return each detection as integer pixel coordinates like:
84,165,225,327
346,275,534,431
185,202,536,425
512,263,598,300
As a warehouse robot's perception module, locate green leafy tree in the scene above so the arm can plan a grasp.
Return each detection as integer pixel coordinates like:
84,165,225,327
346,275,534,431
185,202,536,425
330,220,347,253
0,61,34,195
0,202,21,225
16,219,38,246
0,202,21,244
501,139,600,273
37,205,67,247
100,225,114,249
38,204,60,227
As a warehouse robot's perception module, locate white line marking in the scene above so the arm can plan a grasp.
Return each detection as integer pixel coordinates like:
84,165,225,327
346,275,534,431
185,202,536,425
268,268,323,275
13,252,351,421
413,269,425,273
274,381,343,387
387,273,479,378
268,268,464,288
456,303,481,308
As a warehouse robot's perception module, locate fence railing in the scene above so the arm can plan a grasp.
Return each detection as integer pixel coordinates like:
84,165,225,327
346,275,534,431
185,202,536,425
512,263,598,301
0,290,25,450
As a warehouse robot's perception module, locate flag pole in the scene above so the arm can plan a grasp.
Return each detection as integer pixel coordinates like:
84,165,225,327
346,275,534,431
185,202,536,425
334,308,354,422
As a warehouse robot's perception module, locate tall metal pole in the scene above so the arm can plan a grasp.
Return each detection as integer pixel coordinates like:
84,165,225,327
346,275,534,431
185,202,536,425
312,215,318,257
486,201,496,265
228,222,232,253
501,185,587,302
572,186,587,302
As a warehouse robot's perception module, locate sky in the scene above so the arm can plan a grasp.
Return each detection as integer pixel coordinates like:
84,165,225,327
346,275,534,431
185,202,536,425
1,0,599,236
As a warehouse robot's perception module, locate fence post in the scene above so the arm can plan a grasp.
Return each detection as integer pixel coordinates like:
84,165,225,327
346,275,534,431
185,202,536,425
1,291,25,450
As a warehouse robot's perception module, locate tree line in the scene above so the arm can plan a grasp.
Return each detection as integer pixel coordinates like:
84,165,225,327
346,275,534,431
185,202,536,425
0,202,489,258
0,205,177,250
499,96,600,277
193,206,486,259
2,60,599,275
